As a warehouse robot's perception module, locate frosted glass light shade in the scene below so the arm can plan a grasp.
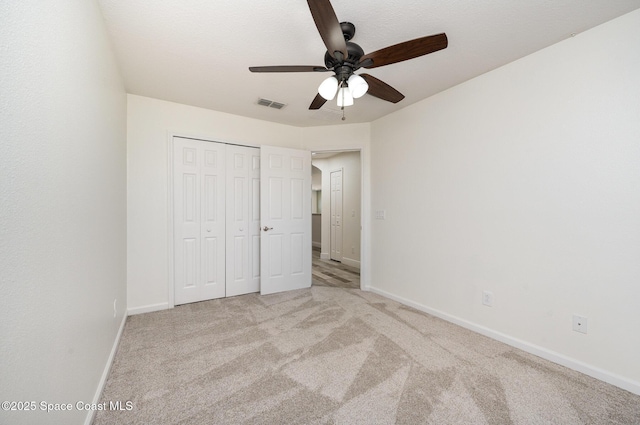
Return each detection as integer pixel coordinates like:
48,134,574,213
347,74,368,98
336,86,354,107
318,76,339,100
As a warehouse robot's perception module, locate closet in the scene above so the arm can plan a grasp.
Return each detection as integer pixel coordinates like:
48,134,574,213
172,137,260,305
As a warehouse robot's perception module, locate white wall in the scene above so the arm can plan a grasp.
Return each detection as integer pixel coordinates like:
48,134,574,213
127,95,306,313
313,152,362,268
312,214,322,247
0,1,127,424
312,166,322,191
370,9,640,393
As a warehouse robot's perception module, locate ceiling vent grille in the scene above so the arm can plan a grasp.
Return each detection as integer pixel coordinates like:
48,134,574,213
257,98,286,109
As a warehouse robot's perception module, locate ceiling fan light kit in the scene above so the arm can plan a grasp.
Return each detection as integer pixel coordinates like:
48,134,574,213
249,0,448,116
318,76,339,100
318,74,368,104
347,74,368,98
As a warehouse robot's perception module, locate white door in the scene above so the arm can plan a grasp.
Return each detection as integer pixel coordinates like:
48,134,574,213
226,145,261,297
260,146,312,295
330,169,343,262
173,137,226,305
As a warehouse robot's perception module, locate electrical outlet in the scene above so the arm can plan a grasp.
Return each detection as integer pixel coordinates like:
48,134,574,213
573,315,588,334
482,291,494,307
351,246,355,254
375,210,386,220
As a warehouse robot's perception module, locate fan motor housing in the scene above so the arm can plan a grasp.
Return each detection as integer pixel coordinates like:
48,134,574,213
340,22,356,41
323,21,363,76
324,42,364,71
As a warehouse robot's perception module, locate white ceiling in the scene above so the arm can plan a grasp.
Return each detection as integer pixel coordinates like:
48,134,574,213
97,0,640,127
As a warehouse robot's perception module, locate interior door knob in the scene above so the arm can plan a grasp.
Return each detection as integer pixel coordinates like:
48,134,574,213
262,226,273,231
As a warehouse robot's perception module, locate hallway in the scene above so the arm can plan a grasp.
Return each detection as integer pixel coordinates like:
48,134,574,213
311,247,360,289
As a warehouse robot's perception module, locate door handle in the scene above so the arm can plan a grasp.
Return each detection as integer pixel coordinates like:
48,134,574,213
262,226,273,232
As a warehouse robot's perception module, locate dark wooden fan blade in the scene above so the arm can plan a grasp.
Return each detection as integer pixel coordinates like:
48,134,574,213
249,66,329,73
307,0,348,60
360,74,405,103
309,93,327,110
360,33,448,69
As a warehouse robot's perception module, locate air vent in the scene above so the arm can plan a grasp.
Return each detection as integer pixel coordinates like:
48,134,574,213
257,98,286,109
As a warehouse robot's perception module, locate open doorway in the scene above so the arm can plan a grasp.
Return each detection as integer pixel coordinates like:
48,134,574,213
310,150,361,289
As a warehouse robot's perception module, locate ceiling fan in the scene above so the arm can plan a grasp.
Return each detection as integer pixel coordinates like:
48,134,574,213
249,0,448,112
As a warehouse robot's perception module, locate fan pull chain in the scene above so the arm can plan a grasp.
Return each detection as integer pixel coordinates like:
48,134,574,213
340,83,346,121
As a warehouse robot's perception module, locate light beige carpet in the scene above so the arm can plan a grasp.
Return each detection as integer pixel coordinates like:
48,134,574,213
94,287,640,424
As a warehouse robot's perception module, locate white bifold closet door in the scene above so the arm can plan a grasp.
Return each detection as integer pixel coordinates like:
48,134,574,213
173,138,227,305
173,137,260,305
225,144,261,297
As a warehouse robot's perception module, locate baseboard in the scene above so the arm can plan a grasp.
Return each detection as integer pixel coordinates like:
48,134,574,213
367,286,640,396
128,302,170,316
341,257,360,269
312,241,321,248
320,252,330,260
84,313,127,425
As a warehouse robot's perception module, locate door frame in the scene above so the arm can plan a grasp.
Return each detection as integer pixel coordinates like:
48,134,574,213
167,133,260,309
310,148,367,291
